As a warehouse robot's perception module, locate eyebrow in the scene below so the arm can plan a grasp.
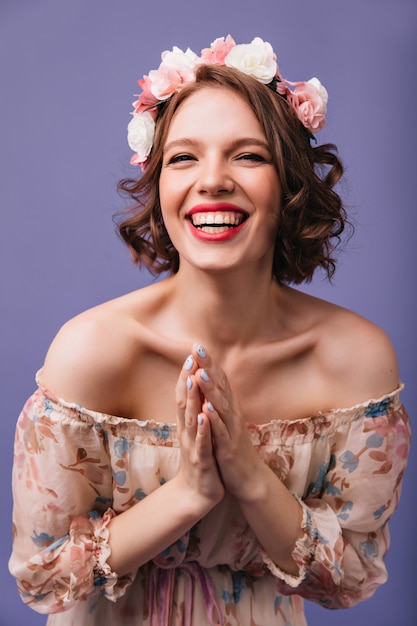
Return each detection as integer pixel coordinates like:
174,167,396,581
163,137,271,154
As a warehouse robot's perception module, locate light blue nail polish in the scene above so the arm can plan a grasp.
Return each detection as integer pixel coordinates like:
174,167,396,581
187,376,192,390
201,368,210,382
184,355,194,371
196,344,207,358
207,401,214,412
198,414,203,426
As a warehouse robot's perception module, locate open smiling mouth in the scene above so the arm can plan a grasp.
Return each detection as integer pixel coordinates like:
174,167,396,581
189,211,248,234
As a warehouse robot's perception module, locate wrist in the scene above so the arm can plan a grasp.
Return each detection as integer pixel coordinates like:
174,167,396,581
171,473,223,519
232,460,270,505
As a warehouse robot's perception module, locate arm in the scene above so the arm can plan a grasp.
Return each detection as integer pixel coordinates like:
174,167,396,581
107,355,224,575
9,389,128,614
282,396,411,607
188,344,411,606
186,344,304,576
9,356,223,613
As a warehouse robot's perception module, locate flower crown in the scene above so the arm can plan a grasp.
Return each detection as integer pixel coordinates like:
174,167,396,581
127,35,328,170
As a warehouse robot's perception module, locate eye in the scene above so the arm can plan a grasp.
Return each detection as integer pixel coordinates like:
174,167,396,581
166,153,196,165
236,153,269,163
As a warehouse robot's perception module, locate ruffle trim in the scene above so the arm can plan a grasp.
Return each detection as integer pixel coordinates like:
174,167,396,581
74,508,134,602
34,368,405,446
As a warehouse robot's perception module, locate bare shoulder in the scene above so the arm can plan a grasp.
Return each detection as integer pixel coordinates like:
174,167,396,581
316,300,399,402
41,289,153,414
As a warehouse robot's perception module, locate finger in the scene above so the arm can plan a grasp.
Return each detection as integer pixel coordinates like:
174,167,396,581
176,353,198,425
191,342,210,369
183,374,203,438
202,400,230,449
191,344,229,395
196,366,234,424
191,344,235,431
195,413,214,460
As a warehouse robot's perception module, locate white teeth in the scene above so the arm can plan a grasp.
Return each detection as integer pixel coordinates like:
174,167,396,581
199,226,231,234
190,212,245,227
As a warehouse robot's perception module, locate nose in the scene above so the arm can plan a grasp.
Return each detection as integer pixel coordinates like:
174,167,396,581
196,155,235,196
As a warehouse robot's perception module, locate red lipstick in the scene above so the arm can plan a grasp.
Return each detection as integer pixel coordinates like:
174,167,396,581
186,203,248,242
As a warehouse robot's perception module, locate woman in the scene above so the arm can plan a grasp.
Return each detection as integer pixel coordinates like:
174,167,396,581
9,36,410,626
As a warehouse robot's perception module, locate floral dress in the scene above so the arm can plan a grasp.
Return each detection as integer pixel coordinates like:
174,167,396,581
9,372,410,626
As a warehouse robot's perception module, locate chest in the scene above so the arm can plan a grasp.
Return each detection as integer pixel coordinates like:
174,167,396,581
125,347,330,424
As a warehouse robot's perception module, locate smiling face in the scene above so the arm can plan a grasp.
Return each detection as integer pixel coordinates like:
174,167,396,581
158,87,282,275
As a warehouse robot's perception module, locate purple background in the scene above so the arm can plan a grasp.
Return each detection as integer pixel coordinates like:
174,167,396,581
1,1,416,624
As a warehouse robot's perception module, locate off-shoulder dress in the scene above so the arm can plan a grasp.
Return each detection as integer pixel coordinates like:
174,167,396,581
9,372,411,626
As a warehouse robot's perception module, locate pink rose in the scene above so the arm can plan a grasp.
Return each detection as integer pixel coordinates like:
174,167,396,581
148,65,184,100
200,35,236,64
132,75,159,114
290,78,328,132
149,46,199,100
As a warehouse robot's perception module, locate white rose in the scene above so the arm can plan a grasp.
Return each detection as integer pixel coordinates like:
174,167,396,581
159,46,199,84
225,37,277,84
307,77,328,112
160,46,200,75
127,111,155,159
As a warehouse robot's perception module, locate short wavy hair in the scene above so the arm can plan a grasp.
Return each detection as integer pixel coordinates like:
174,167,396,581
116,64,348,284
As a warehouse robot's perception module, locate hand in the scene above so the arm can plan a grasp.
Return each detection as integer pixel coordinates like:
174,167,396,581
175,352,225,510
190,344,264,501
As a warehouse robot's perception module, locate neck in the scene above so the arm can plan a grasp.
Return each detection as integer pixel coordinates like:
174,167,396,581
166,262,286,351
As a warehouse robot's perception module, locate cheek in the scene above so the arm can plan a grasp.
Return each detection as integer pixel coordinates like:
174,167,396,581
261,185,281,224
159,171,186,215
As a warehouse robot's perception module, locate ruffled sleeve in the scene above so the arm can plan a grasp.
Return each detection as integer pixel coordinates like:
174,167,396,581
9,387,134,614
262,394,411,608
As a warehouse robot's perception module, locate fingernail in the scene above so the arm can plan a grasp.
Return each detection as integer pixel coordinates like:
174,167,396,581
207,401,214,412
198,414,203,426
184,355,194,371
194,343,207,358
187,376,193,390
201,368,210,382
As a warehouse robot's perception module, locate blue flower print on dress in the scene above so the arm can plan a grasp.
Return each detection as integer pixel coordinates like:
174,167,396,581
176,538,188,553
152,424,171,441
31,531,55,548
114,437,133,458
359,534,379,562
39,535,67,552
231,571,247,604
95,495,112,506
306,461,330,497
373,504,389,521
305,508,328,545
339,450,358,473
113,469,126,486
43,398,54,417
340,431,386,473
337,501,353,521
220,571,248,606
365,432,384,449
365,398,392,417
324,480,342,496
135,487,147,500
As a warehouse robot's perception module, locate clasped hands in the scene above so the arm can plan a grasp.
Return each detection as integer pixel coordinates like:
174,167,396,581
175,342,262,510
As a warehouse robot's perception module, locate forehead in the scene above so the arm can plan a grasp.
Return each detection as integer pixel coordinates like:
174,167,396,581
164,87,265,142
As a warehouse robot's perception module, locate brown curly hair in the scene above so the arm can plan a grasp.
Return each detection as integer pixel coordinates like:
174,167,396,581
116,64,348,284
